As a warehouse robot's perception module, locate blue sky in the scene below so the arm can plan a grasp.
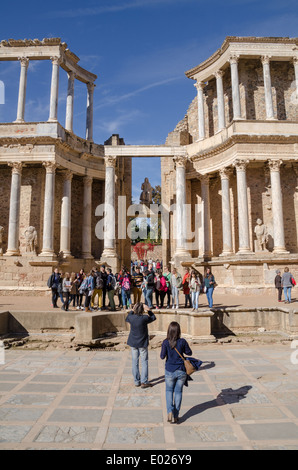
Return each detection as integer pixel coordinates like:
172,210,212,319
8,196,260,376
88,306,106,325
0,0,298,201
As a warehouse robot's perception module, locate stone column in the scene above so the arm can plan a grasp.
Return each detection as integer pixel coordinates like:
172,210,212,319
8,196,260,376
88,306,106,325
229,55,242,120
215,70,226,131
6,162,23,256
261,56,275,120
15,57,29,123
65,71,75,132
60,170,73,258
82,176,93,259
219,167,233,256
200,174,212,258
102,156,117,257
174,155,190,256
86,82,95,141
234,159,252,254
268,159,288,253
194,81,205,140
40,162,56,257
48,56,61,122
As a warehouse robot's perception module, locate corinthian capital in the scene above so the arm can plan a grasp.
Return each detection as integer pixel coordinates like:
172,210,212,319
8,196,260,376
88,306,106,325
174,155,188,169
194,81,205,92
219,167,232,180
233,159,249,172
18,57,29,68
268,159,283,172
105,155,117,168
8,161,23,175
43,161,57,174
50,56,62,66
229,55,240,65
261,55,271,65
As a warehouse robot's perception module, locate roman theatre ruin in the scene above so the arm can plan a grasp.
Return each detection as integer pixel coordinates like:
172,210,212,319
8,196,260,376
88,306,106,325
0,35,298,299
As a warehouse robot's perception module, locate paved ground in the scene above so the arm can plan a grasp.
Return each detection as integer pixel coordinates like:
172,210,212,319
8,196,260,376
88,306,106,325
0,342,298,450
0,290,296,312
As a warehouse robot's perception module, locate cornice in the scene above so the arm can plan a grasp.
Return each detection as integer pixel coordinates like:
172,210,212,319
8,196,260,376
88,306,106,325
185,36,298,79
190,134,298,162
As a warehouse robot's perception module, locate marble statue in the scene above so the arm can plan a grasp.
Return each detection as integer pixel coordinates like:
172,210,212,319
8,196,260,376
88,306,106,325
140,177,153,206
254,218,268,252
24,226,38,253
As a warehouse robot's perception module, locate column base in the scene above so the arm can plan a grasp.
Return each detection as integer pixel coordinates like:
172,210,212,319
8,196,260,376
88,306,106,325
219,251,234,257
100,250,120,272
13,119,25,124
236,249,255,255
81,253,94,260
58,251,74,259
5,250,20,256
273,248,290,255
39,251,57,259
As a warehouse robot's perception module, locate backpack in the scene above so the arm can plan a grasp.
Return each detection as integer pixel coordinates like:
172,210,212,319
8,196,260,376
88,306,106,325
95,273,104,289
122,276,131,291
47,274,53,288
110,274,116,289
79,278,88,293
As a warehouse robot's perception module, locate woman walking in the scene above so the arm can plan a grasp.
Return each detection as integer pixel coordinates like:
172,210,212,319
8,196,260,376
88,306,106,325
160,321,192,423
274,269,282,302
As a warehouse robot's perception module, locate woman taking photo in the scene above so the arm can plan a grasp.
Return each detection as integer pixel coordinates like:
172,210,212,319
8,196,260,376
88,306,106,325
160,321,192,423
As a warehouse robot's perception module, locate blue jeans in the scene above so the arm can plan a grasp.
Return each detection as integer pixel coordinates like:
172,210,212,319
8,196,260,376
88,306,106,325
131,347,148,385
191,291,199,309
284,286,292,302
206,287,214,308
122,288,131,308
172,286,179,306
144,288,153,308
165,369,187,418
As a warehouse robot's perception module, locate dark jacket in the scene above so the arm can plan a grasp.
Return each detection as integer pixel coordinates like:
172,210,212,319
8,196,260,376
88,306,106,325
160,338,192,373
275,274,282,288
125,310,156,348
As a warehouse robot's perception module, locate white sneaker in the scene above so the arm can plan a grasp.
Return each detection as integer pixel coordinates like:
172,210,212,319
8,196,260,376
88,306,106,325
176,305,179,309
172,305,175,309
76,306,80,310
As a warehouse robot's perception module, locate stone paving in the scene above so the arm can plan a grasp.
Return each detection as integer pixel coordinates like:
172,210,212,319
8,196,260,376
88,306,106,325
0,342,298,450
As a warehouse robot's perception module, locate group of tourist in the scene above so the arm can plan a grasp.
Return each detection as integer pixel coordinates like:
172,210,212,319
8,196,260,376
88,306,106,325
48,263,217,311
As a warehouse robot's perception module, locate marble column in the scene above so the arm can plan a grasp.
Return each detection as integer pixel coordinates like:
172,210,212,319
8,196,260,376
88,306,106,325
215,70,226,131
6,162,23,256
82,176,93,259
15,57,29,123
60,170,73,258
261,56,275,120
268,159,288,253
194,81,205,140
174,156,190,256
234,159,252,254
229,55,242,120
102,156,117,257
48,56,61,122
200,174,212,257
219,167,233,255
65,71,75,132
40,162,56,257
86,82,95,141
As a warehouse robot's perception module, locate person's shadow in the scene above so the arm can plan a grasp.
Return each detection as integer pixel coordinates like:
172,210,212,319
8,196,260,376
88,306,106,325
179,385,252,423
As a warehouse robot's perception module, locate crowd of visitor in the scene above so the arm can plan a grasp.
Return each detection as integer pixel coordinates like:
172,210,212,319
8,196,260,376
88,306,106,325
48,260,295,311
47,259,218,311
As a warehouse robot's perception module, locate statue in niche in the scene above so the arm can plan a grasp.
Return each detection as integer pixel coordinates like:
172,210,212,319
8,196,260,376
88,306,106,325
0,225,4,255
254,218,268,252
140,177,153,206
24,226,38,253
